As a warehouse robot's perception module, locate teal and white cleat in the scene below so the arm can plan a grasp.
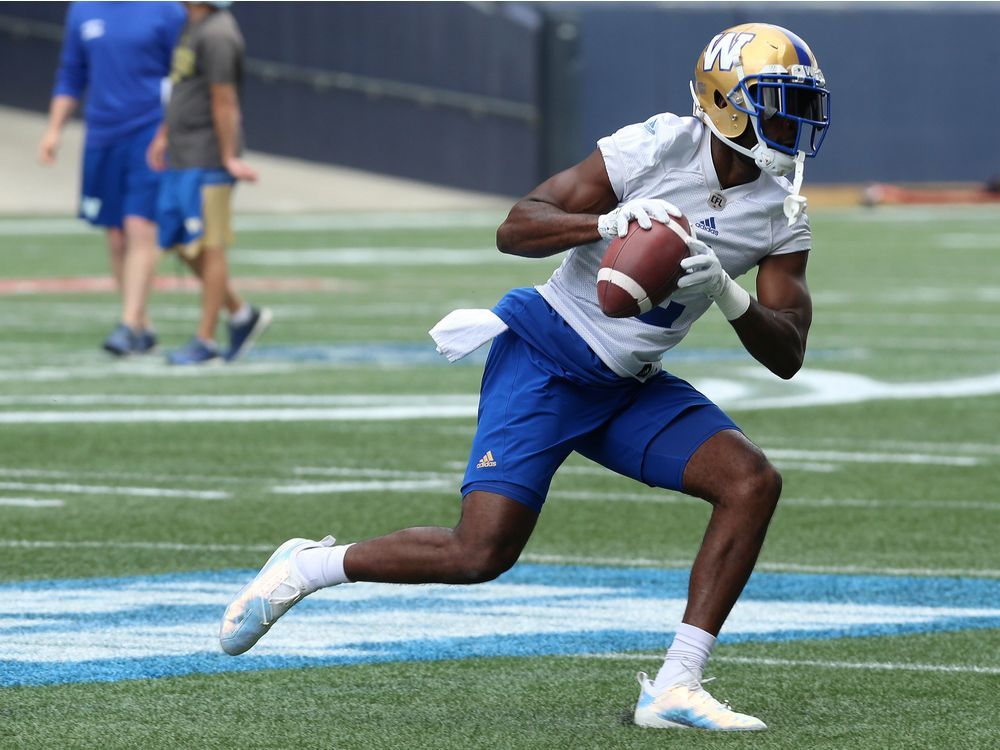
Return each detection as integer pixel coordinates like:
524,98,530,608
633,670,767,731
220,535,335,656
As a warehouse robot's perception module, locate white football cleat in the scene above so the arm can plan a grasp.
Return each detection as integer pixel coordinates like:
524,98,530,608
634,669,767,731
219,535,335,656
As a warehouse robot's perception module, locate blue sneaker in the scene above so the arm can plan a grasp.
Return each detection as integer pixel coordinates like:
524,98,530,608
135,329,158,354
166,337,222,366
102,323,138,357
220,535,336,656
225,306,272,361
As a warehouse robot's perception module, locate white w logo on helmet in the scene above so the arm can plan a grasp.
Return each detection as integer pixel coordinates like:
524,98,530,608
702,32,755,71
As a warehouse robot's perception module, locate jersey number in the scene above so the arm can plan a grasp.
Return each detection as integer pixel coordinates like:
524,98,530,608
637,301,685,329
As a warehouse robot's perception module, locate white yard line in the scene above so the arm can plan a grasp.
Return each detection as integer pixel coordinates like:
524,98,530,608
235,247,510,266
518,552,1000,578
0,539,273,552
0,539,995,577
765,449,981,467
580,653,1000,675
0,497,64,508
293,466,458,480
548,491,998,511
0,405,478,424
272,479,454,495
0,482,228,500
0,211,508,236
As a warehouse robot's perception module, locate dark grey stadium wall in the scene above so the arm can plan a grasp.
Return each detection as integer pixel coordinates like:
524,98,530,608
551,2,1000,184
233,2,543,196
3,2,998,192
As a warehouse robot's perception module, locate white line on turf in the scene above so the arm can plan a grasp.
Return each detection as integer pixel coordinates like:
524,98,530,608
235,247,516,266
580,653,1000,675
0,497,64,508
0,405,478,424
0,539,995,577
0,539,273,552
272,479,454,495
765,449,980,467
0,211,508,236
518,553,1000,579
294,466,457,480
548,491,999,511
0,482,228,500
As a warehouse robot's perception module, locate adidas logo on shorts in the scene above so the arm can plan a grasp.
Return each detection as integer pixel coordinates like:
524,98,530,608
476,451,497,468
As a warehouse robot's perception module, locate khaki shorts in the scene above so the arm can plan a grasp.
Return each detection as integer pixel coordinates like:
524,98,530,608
180,184,234,258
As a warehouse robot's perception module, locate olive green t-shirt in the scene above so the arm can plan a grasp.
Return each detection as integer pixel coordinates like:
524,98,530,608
166,9,244,169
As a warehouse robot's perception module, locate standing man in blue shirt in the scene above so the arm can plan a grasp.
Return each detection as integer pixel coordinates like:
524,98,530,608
39,1,186,356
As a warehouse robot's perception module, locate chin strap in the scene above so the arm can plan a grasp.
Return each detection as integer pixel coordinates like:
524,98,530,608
783,152,807,226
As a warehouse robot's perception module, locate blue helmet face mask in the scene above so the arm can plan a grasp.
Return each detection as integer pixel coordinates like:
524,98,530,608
735,74,831,158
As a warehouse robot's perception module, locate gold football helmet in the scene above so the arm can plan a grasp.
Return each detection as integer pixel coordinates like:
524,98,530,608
691,23,830,221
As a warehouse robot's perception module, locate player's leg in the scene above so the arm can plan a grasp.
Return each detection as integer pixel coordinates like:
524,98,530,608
105,227,126,291
220,490,538,656
117,123,166,349
343,490,537,584
678,429,781,635
576,375,770,730
120,215,159,333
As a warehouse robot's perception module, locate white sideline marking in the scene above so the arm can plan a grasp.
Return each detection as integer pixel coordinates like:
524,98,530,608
0,497,64,508
3,368,1000,421
235,247,512,266
294,466,457,480
549,491,999,511
0,405,478,424
0,394,478,407
766,449,980,467
272,479,454,495
0,538,996,577
0,362,301,383
518,553,1000,579
0,482,228,500
0,539,274,552
758,436,1000,457
0,211,507,236
583,653,1000,675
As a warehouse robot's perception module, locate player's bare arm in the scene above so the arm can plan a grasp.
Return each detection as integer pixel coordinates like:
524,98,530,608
496,149,618,258
731,251,812,379
210,82,258,182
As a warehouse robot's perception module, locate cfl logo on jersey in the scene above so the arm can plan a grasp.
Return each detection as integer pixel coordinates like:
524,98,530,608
702,32,755,71
81,19,105,42
694,217,720,237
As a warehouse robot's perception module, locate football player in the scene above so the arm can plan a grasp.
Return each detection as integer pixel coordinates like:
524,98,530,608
220,23,830,731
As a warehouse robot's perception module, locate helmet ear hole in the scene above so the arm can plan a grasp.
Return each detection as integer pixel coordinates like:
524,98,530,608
714,90,728,109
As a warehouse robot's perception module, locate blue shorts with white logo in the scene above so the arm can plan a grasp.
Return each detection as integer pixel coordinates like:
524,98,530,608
461,288,740,513
79,120,161,229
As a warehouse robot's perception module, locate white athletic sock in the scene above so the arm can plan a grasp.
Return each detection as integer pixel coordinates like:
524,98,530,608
295,543,354,594
230,303,253,326
652,623,717,690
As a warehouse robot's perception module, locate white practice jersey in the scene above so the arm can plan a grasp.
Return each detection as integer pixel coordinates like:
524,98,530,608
536,113,811,380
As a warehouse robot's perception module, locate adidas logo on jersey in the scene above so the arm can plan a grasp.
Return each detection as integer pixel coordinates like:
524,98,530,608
695,217,720,236
476,450,497,469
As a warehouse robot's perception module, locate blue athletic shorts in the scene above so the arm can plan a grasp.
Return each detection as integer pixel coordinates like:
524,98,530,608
79,120,161,229
156,168,235,249
461,288,740,512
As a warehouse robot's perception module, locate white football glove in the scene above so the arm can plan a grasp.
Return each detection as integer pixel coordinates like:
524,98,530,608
677,236,752,321
597,198,684,240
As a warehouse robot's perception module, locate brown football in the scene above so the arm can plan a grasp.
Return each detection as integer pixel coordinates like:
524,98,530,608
597,214,692,318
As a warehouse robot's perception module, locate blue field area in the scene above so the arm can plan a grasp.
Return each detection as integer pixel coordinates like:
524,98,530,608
4,563,999,688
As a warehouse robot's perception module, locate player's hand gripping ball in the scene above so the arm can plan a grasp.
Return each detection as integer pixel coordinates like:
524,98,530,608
597,212,692,318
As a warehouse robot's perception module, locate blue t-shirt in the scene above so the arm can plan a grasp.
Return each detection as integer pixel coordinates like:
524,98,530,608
53,1,186,146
